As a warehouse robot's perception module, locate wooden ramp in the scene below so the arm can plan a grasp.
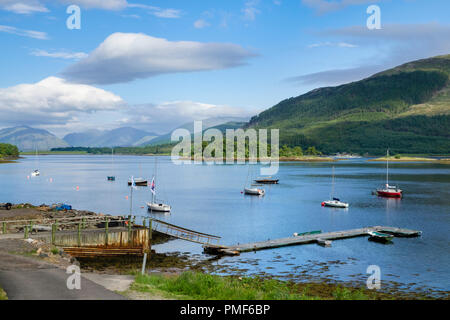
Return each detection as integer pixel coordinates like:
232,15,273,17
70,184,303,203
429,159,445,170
203,226,421,256
150,218,221,245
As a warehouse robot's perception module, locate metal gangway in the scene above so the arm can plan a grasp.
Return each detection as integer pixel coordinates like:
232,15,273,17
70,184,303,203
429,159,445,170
150,218,221,245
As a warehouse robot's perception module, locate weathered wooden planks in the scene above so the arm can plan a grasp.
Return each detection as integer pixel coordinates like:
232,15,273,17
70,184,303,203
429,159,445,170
203,226,421,256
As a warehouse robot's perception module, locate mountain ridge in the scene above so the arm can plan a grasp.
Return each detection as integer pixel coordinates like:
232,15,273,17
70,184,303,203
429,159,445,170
248,54,450,155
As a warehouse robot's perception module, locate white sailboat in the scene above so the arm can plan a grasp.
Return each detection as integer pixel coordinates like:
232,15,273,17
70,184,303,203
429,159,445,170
322,166,349,208
243,164,265,196
31,147,40,177
147,157,171,213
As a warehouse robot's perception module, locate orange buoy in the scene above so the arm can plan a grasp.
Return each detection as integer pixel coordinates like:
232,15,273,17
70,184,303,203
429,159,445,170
321,202,325,207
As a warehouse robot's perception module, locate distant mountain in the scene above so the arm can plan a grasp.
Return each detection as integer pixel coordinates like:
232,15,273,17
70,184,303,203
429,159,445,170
0,126,69,151
148,116,250,146
63,127,158,147
248,54,450,155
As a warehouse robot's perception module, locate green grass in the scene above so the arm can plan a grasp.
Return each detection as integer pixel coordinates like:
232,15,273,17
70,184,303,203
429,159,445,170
0,287,7,300
132,272,373,300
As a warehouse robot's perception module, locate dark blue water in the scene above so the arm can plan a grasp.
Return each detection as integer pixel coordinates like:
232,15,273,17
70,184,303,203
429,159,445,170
1,155,449,293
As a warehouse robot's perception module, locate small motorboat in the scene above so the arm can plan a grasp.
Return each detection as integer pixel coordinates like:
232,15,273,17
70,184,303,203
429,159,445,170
128,178,147,186
254,177,279,184
147,202,171,213
244,187,265,196
322,198,349,208
368,231,394,243
31,169,40,177
107,176,115,181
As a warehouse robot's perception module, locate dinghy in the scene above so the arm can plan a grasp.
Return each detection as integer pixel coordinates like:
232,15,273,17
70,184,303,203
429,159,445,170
368,231,394,243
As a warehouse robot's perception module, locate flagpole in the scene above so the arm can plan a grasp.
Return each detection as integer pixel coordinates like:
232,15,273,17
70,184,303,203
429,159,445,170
129,177,133,216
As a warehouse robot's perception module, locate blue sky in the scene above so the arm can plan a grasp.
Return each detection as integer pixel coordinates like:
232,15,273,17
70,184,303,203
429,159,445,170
0,0,449,136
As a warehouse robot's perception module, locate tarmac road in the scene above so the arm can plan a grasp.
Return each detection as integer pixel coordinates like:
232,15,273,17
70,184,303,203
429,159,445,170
0,252,126,300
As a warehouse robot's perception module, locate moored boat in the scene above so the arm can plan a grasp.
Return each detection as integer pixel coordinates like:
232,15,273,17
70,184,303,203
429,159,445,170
147,202,171,212
128,178,147,186
254,177,279,184
244,187,265,196
322,198,349,208
376,149,403,198
376,185,402,198
368,231,394,243
147,157,171,213
31,169,40,177
107,148,116,182
322,167,349,208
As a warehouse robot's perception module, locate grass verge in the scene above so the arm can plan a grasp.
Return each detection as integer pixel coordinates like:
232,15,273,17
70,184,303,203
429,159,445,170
0,287,7,300
132,271,377,300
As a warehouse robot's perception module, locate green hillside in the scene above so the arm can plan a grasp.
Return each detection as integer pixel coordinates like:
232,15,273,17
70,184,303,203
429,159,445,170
248,55,450,155
0,143,19,160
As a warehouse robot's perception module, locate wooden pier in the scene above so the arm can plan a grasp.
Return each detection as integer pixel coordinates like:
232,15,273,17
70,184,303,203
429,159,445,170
203,226,422,256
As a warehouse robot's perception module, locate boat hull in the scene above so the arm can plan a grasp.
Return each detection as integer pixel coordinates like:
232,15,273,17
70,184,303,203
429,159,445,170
128,181,148,186
254,179,279,184
368,231,394,243
323,200,349,208
244,188,265,196
376,190,402,198
147,202,171,212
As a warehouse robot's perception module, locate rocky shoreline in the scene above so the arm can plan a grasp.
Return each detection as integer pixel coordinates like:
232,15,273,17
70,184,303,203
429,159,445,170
0,204,448,300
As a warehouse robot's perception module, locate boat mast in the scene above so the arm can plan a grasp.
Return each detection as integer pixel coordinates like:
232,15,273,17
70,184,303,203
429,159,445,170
331,166,335,199
152,156,157,203
386,149,389,187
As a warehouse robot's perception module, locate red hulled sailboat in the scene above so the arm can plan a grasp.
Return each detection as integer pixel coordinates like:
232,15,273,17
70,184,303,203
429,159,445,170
376,149,403,198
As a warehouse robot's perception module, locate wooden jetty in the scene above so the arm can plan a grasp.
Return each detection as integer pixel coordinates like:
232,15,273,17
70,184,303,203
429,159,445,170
203,226,422,256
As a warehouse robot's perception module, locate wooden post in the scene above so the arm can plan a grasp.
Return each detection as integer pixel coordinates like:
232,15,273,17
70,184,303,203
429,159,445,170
2,222,6,234
127,217,132,246
77,223,81,247
105,217,109,247
51,223,56,245
149,219,153,241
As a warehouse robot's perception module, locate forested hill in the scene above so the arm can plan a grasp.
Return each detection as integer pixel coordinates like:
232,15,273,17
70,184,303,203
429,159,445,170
0,143,19,160
248,55,450,155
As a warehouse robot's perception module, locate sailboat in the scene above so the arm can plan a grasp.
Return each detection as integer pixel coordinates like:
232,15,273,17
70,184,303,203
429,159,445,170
322,166,349,208
31,147,40,177
244,164,265,196
147,157,171,212
376,149,402,198
107,148,115,181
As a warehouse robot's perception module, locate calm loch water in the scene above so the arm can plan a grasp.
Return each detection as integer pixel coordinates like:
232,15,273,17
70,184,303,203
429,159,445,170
1,155,449,294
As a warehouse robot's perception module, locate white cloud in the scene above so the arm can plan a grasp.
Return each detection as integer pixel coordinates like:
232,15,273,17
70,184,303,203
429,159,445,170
117,101,255,133
59,0,128,10
0,77,125,126
302,0,382,14
242,0,261,21
194,19,210,29
62,32,257,85
0,0,48,14
288,22,450,86
307,42,358,48
0,24,48,39
30,49,88,60
127,3,182,18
